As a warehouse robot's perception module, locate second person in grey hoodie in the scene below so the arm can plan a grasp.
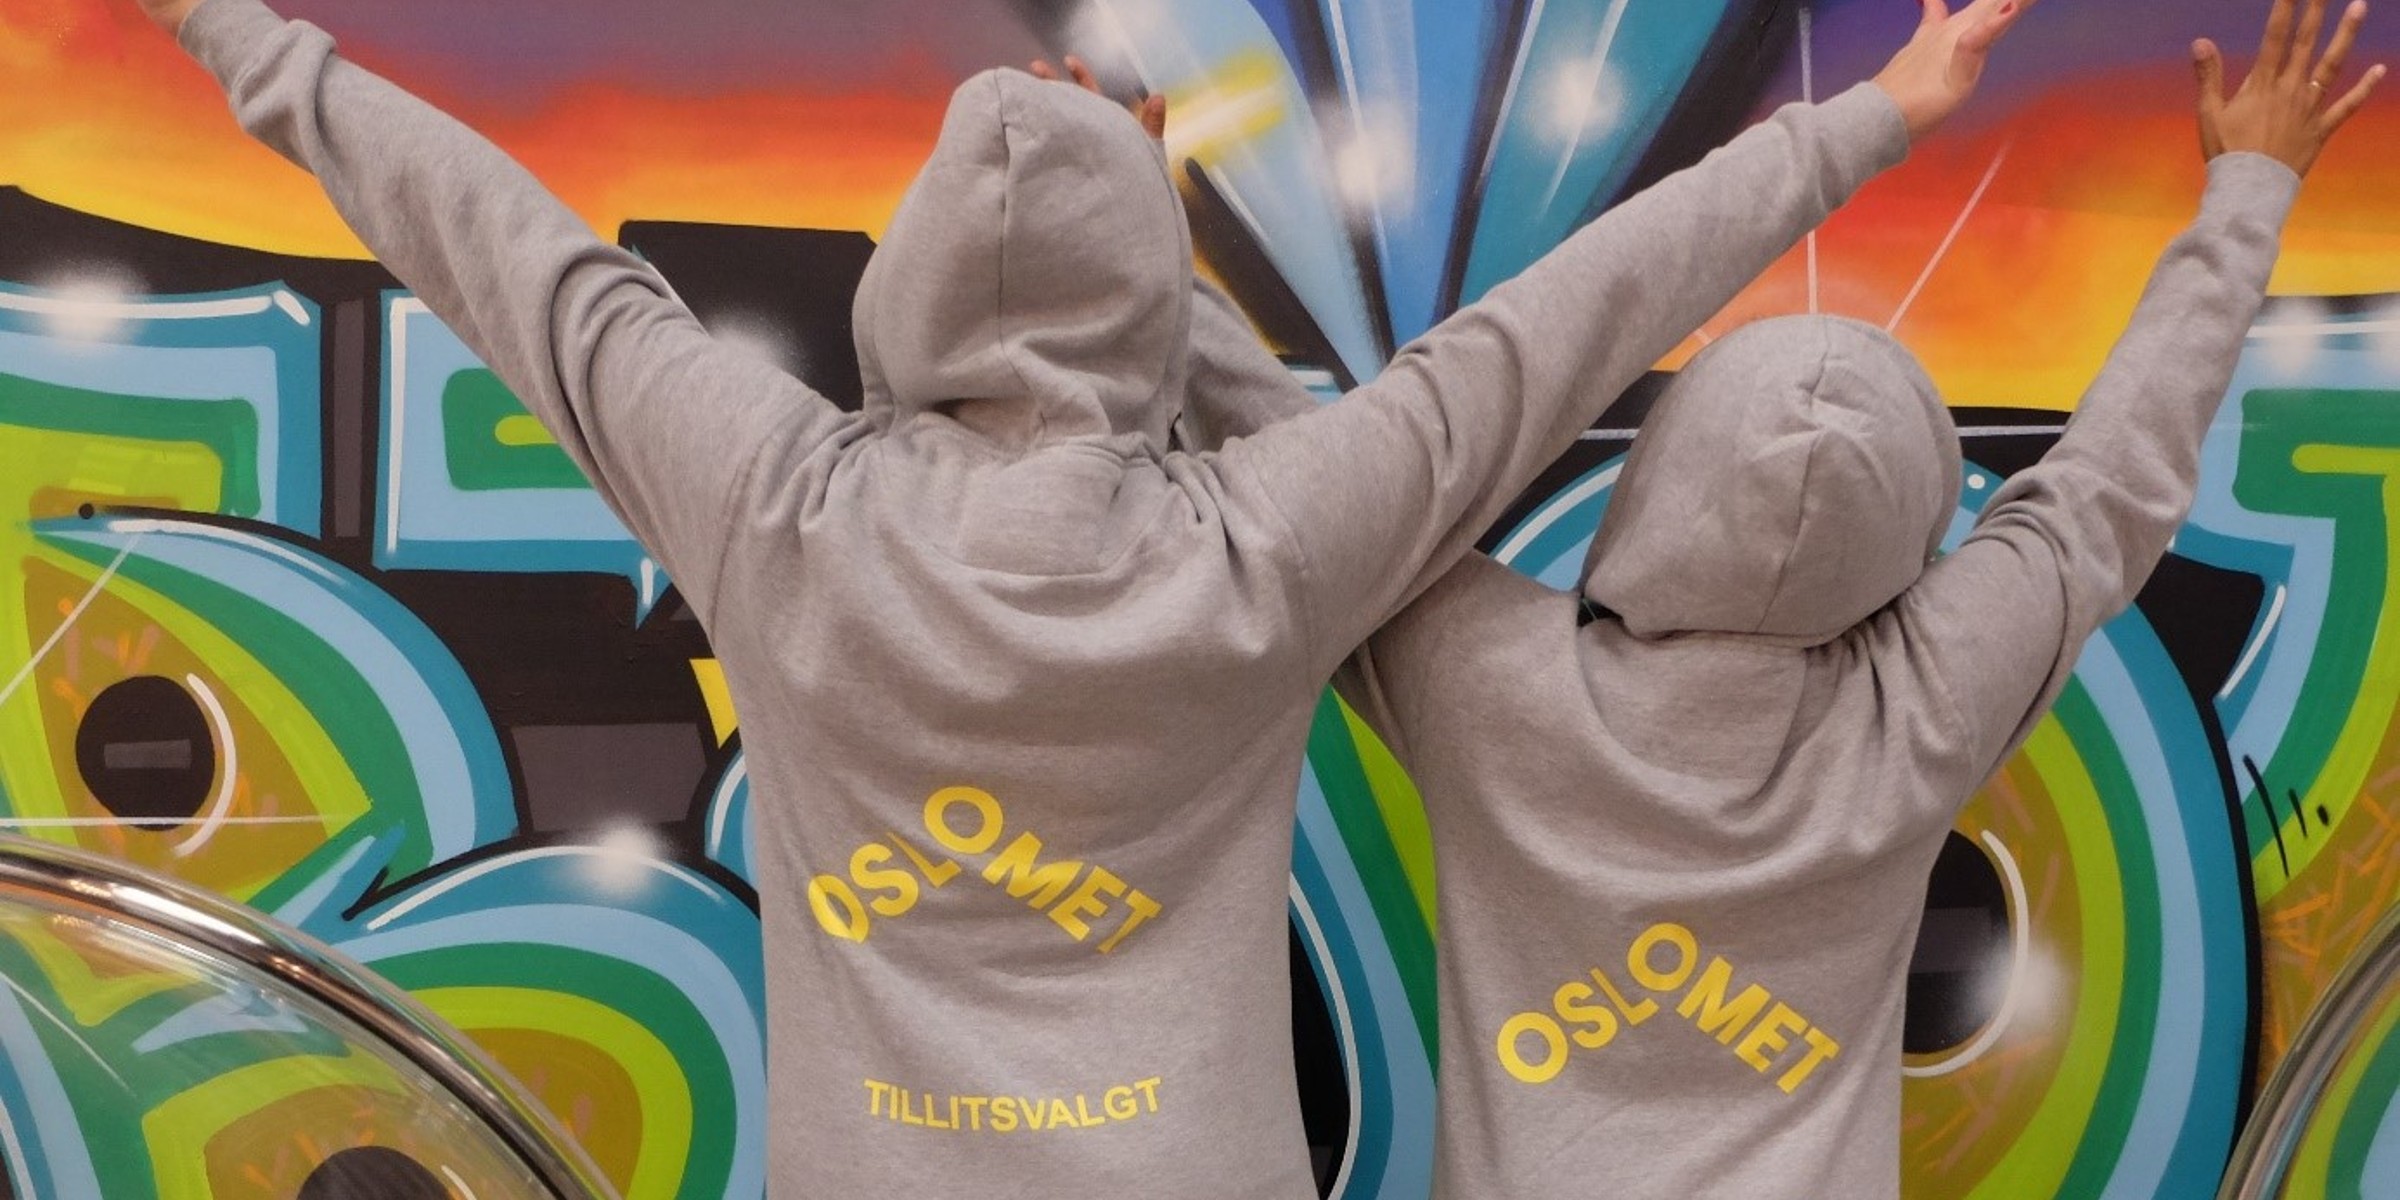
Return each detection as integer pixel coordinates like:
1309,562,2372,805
140,0,2011,1192
1180,0,2383,1195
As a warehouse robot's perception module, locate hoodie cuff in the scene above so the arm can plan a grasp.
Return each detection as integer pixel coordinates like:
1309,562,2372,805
1821,81,1913,176
2202,152,2303,230
178,0,291,89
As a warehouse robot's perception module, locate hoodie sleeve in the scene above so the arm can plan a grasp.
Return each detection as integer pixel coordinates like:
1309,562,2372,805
1213,82,1910,675
177,0,854,623
1892,152,2299,780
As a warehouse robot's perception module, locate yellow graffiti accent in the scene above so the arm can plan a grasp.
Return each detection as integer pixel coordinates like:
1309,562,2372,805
688,659,739,746
1162,50,1289,167
493,413,559,447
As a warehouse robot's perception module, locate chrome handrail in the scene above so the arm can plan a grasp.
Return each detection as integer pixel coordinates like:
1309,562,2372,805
2218,901,2400,1199
0,834,619,1200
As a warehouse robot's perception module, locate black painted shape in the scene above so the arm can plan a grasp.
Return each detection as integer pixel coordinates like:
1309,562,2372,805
2134,554,2270,704
619,222,877,412
1289,921,1350,1197
372,570,719,834
1903,831,2012,1055
295,1146,450,1200
0,188,395,301
512,723,713,832
373,571,714,731
1951,407,2067,480
74,676,216,830
2244,756,2294,879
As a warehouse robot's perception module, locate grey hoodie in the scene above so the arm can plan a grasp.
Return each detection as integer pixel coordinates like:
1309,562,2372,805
178,0,1905,1192
1192,153,2301,1196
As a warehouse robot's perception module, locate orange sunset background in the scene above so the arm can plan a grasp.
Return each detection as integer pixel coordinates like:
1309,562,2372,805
3,0,2396,411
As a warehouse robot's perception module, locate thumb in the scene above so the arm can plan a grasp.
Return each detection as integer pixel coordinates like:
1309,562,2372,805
1918,0,1950,34
1139,94,1168,141
2192,38,2227,111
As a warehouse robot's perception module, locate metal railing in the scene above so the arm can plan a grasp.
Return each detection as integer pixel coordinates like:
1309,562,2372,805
0,834,619,1200
2218,901,2400,1199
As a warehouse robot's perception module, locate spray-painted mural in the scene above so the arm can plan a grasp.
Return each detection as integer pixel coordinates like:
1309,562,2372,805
0,0,2396,1196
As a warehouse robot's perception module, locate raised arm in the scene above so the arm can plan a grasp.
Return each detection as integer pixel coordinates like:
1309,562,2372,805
1215,83,1905,673
155,0,855,623
1210,1,2048,674
1895,0,2380,774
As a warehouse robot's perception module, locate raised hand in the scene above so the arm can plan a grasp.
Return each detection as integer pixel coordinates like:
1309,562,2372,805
131,0,205,34
1028,56,1168,142
1871,0,2037,140
2195,0,2385,174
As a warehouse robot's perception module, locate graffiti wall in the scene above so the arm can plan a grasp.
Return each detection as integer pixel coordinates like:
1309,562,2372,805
0,0,2396,1196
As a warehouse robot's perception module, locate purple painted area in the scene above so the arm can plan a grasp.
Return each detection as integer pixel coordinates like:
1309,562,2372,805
1756,0,2400,118
275,0,1056,108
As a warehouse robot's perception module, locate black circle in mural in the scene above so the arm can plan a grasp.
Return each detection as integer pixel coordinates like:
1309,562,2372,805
1903,831,2014,1055
295,1146,451,1200
73,675,216,830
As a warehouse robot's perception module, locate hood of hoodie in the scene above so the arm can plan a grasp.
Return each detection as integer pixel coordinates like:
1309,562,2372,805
851,68,1194,455
1582,315,1961,645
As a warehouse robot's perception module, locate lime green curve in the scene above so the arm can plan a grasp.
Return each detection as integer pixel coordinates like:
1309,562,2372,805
1965,696,2132,1198
368,943,735,1200
1333,699,1437,934
2228,389,2400,897
1305,690,1439,1066
414,986,692,1200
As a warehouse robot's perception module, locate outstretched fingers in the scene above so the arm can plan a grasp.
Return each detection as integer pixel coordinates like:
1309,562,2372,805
2321,61,2388,126
2194,38,2229,110
2289,0,2333,80
2314,1,2371,94
2259,0,2300,78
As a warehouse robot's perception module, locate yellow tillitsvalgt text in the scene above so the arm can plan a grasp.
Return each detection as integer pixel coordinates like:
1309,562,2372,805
806,786,1163,954
1495,921,1841,1096
862,1076,1164,1133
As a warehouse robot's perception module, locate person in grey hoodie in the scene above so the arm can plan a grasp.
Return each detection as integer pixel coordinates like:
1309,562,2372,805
1174,0,2385,1194
134,0,2018,1192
